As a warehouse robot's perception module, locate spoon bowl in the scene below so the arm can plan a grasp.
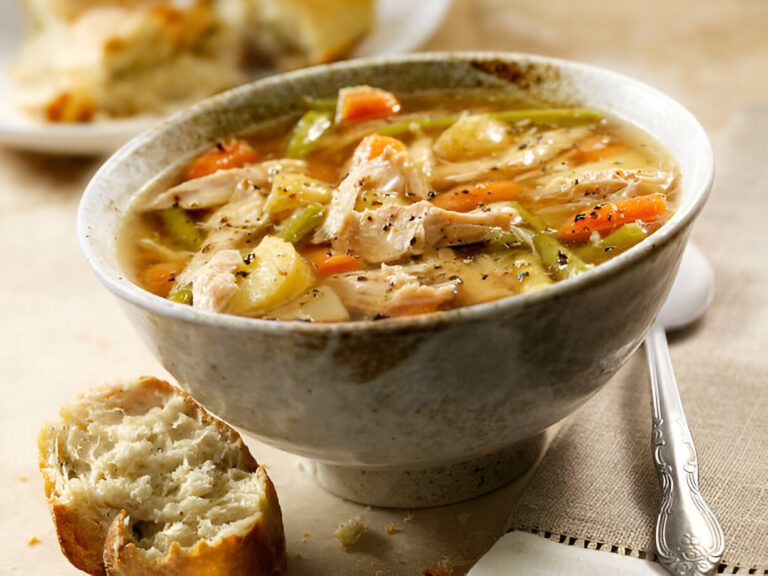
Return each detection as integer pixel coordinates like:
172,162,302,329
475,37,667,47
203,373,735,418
657,243,715,331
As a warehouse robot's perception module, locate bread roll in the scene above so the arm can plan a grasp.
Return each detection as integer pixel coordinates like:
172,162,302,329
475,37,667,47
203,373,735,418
38,377,286,576
9,2,245,122
237,0,376,70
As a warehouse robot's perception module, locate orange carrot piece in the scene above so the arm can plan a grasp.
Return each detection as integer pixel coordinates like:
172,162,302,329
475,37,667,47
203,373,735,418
337,86,401,124
140,261,185,297
557,194,667,242
575,142,629,164
352,134,406,165
302,246,364,278
431,180,525,212
184,139,261,180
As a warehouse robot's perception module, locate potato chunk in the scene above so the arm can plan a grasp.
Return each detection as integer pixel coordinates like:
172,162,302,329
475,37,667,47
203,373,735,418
433,114,512,161
267,285,350,322
263,173,333,215
226,236,315,315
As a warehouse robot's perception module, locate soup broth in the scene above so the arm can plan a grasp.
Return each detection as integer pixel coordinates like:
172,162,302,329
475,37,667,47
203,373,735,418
119,86,678,322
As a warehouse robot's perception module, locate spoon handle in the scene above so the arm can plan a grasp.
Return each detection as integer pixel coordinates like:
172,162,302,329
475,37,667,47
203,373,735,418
645,323,724,576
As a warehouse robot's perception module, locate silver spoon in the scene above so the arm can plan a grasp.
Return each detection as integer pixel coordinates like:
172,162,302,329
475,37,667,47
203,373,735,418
645,243,724,575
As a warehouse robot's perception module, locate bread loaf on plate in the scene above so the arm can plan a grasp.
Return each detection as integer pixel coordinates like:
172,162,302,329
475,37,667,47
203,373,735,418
38,376,286,576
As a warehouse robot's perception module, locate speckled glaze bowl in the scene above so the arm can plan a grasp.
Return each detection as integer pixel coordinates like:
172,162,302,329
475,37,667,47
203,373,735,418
78,53,713,507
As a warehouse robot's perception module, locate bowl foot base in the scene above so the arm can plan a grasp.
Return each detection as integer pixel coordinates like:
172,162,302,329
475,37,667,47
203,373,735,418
300,432,547,508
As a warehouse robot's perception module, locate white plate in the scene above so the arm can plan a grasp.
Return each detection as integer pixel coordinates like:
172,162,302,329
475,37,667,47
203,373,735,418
0,0,452,156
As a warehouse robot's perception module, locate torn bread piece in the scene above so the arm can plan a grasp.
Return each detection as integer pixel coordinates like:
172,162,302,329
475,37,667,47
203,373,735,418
38,376,286,576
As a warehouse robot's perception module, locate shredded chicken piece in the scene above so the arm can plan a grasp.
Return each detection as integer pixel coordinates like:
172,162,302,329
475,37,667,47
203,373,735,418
430,126,591,187
314,147,428,242
406,137,435,199
174,191,267,292
148,160,308,210
186,249,242,312
335,201,519,263
325,263,460,318
535,167,677,202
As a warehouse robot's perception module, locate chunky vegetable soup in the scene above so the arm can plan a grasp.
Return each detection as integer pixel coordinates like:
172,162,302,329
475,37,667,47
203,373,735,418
119,86,678,322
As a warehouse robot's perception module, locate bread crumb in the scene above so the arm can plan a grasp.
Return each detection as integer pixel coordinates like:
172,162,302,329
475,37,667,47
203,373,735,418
457,512,471,524
303,532,310,538
385,523,397,535
27,537,39,546
423,557,454,575
334,516,366,552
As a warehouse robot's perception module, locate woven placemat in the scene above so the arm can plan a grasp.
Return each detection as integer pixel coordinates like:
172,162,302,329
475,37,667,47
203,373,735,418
508,108,768,573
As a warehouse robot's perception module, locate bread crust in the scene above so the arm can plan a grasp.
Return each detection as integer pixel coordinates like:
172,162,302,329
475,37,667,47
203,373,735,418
38,377,286,576
39,413,110,576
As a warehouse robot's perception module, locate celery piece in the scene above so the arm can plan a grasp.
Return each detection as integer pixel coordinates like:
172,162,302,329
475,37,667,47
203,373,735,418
507,201,546,232
275,203,326,243
533,233,592,281
576,223,648,263
377,108,603,138
285,110,333,159
376,115,456,137
486,226,531,251
160,207,204,251
168,288,193,306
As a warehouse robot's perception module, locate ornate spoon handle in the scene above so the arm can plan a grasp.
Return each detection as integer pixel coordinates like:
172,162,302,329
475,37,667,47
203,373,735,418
645,324,724,576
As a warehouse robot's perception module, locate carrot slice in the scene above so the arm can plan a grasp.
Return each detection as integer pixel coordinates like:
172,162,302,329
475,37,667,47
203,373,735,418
557,194,667,242
431,180,524,212
184,139,261,180
352,134,406,165
302,246,364,278
337,86,401,124
140,261,185,297
575,142,629,164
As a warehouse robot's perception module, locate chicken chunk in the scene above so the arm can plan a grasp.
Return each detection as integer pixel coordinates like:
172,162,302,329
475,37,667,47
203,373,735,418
314,147,428,242
336,201,520,263
186,249,243,313
536,167,677,203
324,264,460,318
148,160,308,210
430,126,591,187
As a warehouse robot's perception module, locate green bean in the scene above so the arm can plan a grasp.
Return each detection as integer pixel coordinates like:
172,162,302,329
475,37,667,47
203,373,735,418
160,207,204,251
168,287,193,305
575,223,648,263
285,110,334,159
492,108,604,126
302,97,337,111
533,233,592,281
377,108,604,138
275,203,326,243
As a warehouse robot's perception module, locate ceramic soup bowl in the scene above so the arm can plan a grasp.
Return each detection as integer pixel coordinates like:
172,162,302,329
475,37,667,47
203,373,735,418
78,52,713,507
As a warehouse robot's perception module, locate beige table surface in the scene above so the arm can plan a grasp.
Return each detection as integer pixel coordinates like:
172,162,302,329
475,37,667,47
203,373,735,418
2,1,767,574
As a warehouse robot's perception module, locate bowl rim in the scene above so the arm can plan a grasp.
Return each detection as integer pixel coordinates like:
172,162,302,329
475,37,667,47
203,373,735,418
78,51,714,335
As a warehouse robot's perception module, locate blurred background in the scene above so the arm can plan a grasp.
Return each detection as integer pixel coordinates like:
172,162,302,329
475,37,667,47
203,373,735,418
1,1,766,575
